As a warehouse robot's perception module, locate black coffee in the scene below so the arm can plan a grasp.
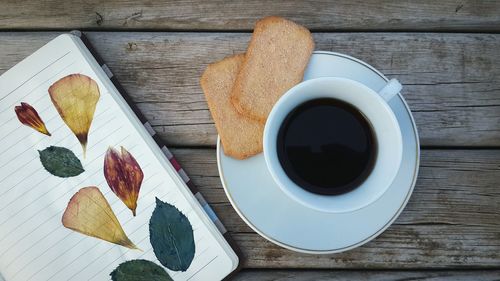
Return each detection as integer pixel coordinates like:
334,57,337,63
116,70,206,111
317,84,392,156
276,98,377,195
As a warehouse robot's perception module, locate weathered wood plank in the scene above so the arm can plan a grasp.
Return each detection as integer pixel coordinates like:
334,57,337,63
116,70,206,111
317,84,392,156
0,0,499,31
170,148,500,268
234,270,500,280
175,149,500,228
0,32,499,147
232,226,500,269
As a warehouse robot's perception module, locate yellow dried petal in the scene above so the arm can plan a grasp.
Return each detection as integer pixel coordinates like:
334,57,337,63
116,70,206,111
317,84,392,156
49,74,100,157
62,186,139,250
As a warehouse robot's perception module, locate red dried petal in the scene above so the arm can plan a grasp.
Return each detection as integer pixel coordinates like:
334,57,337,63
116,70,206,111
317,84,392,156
104,146,144,216
14,102,51,136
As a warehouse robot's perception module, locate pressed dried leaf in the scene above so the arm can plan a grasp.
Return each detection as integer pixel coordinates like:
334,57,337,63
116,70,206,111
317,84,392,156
15,102,51,136
149,198,195,272
110,260,173,281
104,146,144,216
49,74,100,157
39,146,84,178
62,186,139,250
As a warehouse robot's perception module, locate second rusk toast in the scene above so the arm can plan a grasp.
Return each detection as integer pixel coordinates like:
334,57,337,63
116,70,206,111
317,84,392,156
230,16,314,124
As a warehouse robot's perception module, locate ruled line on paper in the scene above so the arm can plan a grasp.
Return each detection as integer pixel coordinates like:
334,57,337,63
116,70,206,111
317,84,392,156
71,195,215,281
0,165,104,239
79,206,212,281
87,233,209,281
0,139,138,243
0,136,138,240
0,135,137,253
187,255,219,281
0,51,71,103
0,143,143,251
0,114,67,155
171,246,212,278
0,59,77,119
1,117,227,281
86,235,152,281
24,177,163,281
69,188,173,280
0,39,232,281
0,108,110,190
0,101,107,162
0,120,119,219
1,103,57,143
56,183,168,281
6,160,155,280
0,122,67,177
0,133,135,241
9,159,154,278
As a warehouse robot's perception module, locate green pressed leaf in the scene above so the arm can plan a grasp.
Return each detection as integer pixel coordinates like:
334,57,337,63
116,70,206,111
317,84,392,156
110,260,173,281
149,198,195,272
38,146,84,178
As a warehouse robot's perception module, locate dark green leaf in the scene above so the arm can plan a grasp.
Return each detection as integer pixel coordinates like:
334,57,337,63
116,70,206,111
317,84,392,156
110,259,173,281
38,146,84,178
149,198,195,272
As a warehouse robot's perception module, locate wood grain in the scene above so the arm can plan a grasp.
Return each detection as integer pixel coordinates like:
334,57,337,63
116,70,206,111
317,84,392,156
169,148,500,268
0,3,499,274
0,1,499,31
234,270,500,280
0,32,499,147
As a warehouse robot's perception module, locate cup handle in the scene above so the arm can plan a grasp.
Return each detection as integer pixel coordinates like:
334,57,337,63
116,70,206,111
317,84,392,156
378,78,403,102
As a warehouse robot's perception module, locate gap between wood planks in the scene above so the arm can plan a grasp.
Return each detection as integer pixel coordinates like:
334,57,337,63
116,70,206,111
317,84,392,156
233,269,500,280
0,0,499,32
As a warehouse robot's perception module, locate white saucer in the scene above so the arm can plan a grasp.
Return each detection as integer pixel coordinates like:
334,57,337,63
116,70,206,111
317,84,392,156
216,51,420,253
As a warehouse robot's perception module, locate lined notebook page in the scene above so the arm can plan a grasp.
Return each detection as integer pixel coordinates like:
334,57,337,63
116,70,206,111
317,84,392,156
0,35,235,281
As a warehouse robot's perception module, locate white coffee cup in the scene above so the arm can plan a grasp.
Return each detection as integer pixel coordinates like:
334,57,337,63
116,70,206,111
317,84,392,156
263,77,403,213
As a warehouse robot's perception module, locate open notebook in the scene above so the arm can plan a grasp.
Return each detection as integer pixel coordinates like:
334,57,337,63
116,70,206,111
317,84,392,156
0,33,239,280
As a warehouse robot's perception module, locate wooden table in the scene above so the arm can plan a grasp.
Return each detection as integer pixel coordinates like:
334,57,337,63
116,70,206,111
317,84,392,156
1,1,499,280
